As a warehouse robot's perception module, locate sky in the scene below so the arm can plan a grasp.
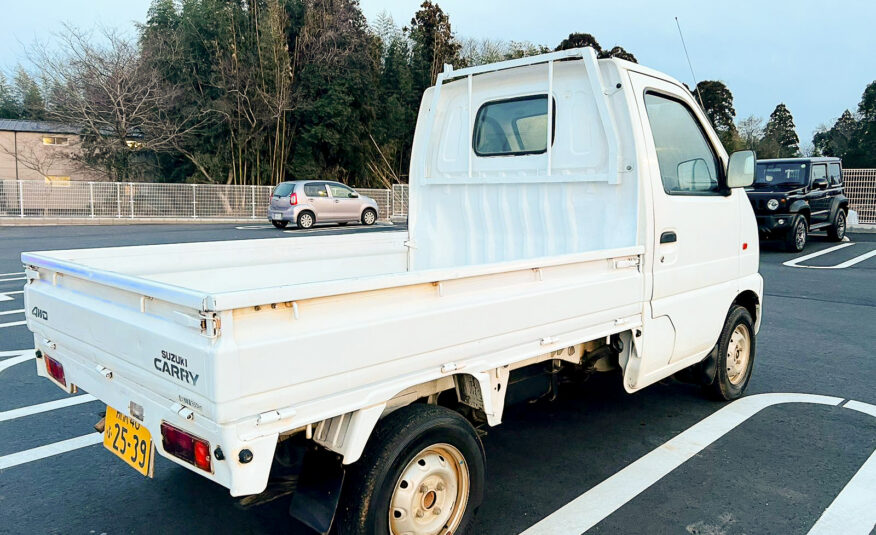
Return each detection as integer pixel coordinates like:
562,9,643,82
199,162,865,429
2,0,874,144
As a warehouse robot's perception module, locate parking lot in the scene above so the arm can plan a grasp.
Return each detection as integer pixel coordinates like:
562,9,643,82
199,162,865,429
0,223,874,534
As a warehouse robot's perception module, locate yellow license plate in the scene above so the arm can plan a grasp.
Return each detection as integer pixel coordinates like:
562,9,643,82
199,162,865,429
103,406,155,477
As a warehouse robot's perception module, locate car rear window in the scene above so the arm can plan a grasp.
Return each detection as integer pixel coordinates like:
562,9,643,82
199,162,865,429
273,183,295,196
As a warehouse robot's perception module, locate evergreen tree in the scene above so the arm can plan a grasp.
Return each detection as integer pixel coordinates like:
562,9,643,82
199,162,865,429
408,1,461,95
13,67,45,120
761,103,800,158
693,80,739,151
556,32,602,54
0,72,20,119
845,80,876,167
812,110,858,158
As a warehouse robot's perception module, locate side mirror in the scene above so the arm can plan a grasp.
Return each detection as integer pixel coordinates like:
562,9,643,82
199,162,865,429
727,150,756,188
812,177,829,190
349,191,360,198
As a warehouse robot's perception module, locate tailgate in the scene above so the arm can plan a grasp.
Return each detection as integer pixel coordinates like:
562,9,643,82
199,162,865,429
23,260,222,418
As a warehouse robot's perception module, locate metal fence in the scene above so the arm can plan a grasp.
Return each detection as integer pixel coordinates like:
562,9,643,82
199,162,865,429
844,169,876,224
0,180,410,222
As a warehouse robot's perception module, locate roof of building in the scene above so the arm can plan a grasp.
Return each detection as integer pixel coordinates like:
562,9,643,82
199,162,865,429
0,119,81,135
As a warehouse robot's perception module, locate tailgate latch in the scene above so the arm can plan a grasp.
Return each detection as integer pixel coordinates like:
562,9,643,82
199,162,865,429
200,312,221,338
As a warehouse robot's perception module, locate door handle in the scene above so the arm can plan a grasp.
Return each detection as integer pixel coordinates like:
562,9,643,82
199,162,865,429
660,231,677,244
334,200,340,203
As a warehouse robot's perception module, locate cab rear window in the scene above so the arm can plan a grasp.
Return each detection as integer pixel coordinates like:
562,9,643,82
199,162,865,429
473,95,555,156
273,183,295,196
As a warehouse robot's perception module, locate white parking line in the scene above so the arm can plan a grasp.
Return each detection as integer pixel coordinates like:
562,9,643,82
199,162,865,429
0,309,25,316
0,291,23,302
520,393,875,535
0,276,26,282
0,348,34,358
784,242,876,269
0,271,24,277
0,353,35,374
808,449,876,535
0,320,27,329
0,395,97,422
0,433,103,470
234,225,274,230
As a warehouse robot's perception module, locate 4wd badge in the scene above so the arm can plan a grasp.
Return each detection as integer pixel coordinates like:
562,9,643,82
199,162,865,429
31,306,48,321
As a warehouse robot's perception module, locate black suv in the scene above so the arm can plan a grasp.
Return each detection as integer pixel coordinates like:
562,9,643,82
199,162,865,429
746,157,848,251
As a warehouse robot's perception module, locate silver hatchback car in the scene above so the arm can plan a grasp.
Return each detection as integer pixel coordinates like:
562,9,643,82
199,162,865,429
268,180,379,229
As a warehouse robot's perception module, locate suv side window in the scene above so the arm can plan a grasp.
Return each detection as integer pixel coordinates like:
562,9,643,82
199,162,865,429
644,93,722,195
329,183,356,198
828,163,842,186
811,164,827,184
304,183,328,197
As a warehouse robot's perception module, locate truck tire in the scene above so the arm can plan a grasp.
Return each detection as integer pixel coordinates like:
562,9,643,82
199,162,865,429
826,209,847,241
334,404,485,535
704,305,756,401
271,220,288,229
297,211,315,229
361,208,377,226
784,215,807,252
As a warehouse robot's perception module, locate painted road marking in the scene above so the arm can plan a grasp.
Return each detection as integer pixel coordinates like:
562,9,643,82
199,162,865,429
0,353,35,375
808,449,876,535
784,242,876,269
0,320,27,329
0,395,97,422
0,271,24,277
0,433,103,470
0,348,34,358
234,225,274,230
0,291,23,302
521,393,876,535
0,309,24,316
0,276,25,283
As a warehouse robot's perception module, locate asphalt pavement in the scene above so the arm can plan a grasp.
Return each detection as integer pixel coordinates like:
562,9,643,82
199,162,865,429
0,223,874,535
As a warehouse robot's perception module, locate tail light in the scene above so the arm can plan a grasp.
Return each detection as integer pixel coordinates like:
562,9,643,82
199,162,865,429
161,422,212,472
44,354,66,386
290,192,298,205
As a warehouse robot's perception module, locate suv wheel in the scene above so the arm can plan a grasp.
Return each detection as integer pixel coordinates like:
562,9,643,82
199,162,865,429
826,209,847,241
785,215,807,252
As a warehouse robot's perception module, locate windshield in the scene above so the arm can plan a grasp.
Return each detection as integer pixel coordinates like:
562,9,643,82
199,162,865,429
754,162,809,187
273,183,295,196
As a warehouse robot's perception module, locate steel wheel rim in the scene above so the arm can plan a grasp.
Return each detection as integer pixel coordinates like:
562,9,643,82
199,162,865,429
389,443,469,535
726,324,751,385
365,211,375,224
795,222,806,250
300,214,313,228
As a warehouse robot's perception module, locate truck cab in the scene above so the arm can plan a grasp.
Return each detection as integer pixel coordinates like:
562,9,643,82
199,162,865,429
746,157,848,251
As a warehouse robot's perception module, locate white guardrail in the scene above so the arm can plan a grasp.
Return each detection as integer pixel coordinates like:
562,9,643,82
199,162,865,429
0,180,409,222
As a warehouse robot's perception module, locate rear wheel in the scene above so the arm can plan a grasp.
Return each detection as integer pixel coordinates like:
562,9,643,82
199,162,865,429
784,215,807,252
826,209,847,241
361,208,377,226
704,305,756,401
334,404,485,535
297,211,315,229
271,220,288,229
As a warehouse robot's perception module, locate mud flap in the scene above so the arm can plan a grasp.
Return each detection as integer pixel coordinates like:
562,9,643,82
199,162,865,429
288,448,345,535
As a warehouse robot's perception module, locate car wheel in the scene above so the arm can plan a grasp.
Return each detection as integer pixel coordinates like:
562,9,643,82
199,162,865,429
703,305,756,401
826,209,846,241
784,215,807,252
361,208,377,226
271,220,288,229
334,404,485,535
297,211,315,229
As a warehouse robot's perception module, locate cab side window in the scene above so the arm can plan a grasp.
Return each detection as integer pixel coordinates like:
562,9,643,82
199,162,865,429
329,184,356,198
304,183,328,197
828,163,842,186
644,93,722,195
811,164,827,184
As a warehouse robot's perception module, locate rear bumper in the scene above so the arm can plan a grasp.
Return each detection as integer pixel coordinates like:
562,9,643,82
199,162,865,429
268,205,307,223
32,337,277,497
756,214,792,236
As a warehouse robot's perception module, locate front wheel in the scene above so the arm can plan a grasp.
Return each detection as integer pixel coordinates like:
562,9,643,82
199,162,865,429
334,404,485,535
704,305,756,401
361,208,377,226
784,215,807,252
826,209,846,241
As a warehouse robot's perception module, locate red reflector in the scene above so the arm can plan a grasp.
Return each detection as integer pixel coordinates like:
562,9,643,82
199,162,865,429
742,242,748,250
44,355,66,386
290,193,298,205
161,422,211,472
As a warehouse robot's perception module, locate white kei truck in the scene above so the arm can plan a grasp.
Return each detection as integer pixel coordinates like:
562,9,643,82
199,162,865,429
23,48,762,535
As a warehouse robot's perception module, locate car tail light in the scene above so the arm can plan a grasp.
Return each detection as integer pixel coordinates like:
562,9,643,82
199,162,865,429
161,422,212,472
44,354,66,386
290,192,298,205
